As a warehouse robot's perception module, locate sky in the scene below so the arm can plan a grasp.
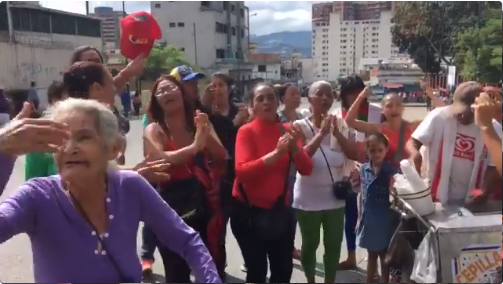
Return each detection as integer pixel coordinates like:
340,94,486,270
39,1,314,35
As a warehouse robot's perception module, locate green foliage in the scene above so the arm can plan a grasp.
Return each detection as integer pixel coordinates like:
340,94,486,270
455,9,502,83
144,45,199,80
391,1,500,73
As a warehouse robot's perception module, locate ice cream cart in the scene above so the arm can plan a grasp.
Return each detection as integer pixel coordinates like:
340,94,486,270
392,198,502,283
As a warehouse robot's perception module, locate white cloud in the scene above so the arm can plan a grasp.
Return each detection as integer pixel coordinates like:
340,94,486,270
40,1,313,35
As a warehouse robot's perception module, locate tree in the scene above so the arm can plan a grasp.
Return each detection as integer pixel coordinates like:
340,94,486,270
144,45,199,80
391,2,500,72
455,8,502,83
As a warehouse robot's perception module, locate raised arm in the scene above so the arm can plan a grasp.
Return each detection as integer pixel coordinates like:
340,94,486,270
131,172,221,283
0,182,37,243
345,87,381,135
234,125,285,182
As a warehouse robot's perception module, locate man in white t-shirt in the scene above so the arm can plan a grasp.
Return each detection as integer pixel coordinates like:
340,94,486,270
409,81,501,204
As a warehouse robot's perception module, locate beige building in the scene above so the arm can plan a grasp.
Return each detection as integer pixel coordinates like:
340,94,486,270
312,1,403,81
151,1,250,70
90,6,124,48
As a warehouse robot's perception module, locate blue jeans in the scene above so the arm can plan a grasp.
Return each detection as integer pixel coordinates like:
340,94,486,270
141,225,157,261
344,194,358,251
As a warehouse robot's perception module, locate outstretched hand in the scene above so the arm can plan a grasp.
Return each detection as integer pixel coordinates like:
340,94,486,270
0,102,70,156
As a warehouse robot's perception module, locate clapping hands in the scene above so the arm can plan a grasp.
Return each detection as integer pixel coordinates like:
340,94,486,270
192,110,211,152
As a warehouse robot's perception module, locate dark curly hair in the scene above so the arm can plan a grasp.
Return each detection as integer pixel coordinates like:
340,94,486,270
63,61,105,99
338,75,366,109
70,45,104,64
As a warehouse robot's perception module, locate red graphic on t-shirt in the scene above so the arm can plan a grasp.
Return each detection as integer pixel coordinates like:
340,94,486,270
453,133,475,161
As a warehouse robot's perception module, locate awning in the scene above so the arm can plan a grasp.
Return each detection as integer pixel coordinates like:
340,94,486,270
381,83,403,89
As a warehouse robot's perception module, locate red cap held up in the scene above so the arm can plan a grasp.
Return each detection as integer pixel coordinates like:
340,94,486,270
120,11,161,60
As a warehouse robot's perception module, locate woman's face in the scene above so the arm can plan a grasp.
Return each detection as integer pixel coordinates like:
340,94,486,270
54,110,117,182
283,85,301,110
89,67,116,106
155,79,184,114
79,49,103,64
211,77,229,103
252,85,279,121
308,84,334,115
382,94,404,121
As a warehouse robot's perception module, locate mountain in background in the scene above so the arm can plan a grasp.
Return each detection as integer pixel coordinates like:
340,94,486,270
251,31,312,57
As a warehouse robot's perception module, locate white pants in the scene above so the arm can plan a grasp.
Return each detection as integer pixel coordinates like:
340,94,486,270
0,113,10,128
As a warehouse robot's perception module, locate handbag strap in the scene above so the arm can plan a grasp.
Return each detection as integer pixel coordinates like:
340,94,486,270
392,120,407,164
238,124,292,208
68,191,127,280
304,118,335,184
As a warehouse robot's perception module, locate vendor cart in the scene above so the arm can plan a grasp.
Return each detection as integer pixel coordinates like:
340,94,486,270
391,198,502,283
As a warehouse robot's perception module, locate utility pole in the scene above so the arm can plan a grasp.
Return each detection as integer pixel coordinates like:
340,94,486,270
193,23,198,65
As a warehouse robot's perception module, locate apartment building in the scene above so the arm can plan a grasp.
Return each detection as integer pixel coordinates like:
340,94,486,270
312,1,402,81
91,6,124,48
151,1,250,71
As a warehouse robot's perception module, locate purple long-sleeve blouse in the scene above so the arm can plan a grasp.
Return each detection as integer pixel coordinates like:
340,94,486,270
0,170,221,283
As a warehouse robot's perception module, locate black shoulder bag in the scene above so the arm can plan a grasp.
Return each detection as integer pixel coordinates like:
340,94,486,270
69,192,135,283
304,119,354,200
237,125,292,240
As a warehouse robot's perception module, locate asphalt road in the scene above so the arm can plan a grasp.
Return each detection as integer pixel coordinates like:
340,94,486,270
0,103,428,283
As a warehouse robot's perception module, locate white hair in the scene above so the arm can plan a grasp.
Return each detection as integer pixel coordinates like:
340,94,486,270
44,98,120,149
308,80,332,95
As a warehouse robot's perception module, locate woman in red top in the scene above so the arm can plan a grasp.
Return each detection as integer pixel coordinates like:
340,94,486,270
231,83,313,283
345,87,417,166
144,75,227,282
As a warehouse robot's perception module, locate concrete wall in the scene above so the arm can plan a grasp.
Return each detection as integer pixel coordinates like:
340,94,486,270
0,31,102,109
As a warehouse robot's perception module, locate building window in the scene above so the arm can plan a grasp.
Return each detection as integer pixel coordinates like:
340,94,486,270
169,22,176,27
180,47,185,52
231,4,235,13
241,28,244,38
257,65,266,72
154,3,161,8
216,48,225,59
215,22,225,33
201,1,210,8
232,27,236,36
240,8,244,17
177,22,185,27
223,1,229,10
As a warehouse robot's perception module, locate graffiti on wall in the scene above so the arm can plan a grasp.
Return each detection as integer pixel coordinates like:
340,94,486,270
11,63,65,85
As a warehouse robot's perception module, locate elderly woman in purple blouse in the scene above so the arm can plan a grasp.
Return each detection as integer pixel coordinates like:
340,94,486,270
0,97,221,283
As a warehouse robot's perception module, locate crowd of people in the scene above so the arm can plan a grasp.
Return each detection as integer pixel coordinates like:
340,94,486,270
0,44,502,283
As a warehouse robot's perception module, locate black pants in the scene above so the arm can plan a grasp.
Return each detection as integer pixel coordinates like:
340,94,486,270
219,180,233,267
230,198,294,283
157,211,209,283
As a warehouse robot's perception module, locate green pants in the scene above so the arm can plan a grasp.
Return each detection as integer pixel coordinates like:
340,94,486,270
296,207,345,283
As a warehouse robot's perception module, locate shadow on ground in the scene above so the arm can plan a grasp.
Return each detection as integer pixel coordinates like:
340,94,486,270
142,272,244,283
293,262,367,283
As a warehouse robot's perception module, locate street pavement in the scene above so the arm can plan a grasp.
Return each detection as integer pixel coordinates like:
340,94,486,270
0,102,428,283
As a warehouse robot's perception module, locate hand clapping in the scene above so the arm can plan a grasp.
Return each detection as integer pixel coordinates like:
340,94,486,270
472,92,501,129
192,110,210,152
